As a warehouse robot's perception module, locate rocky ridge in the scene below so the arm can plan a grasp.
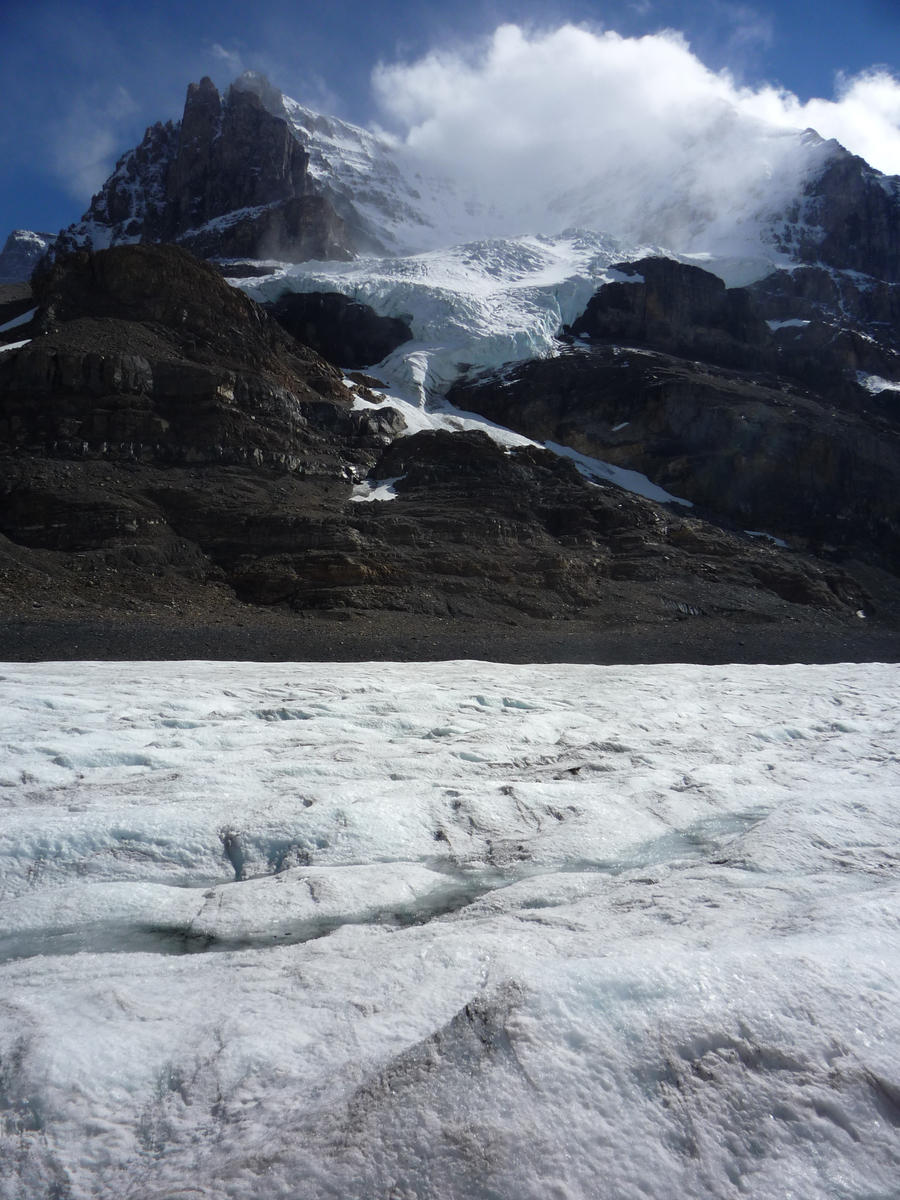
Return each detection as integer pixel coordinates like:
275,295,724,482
1,73,899,658
59,76,354,263
2,243,889,657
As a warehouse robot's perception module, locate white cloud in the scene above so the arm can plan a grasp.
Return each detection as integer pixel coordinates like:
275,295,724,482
210,42,245,76
372,23,900,250
740,69,900,174
51,85,138,206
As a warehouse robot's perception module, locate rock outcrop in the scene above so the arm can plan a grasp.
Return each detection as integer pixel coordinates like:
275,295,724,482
568,257,771,372
566,257,900,387
3,244,397,472
264,292,412,369
0,243,879,637
60,77,353,262
454,257,900,573
0,230,56,284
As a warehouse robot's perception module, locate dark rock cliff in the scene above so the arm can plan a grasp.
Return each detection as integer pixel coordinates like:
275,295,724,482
264,292,412,369
61,78,353,262
454,257,900,574
0,244,877,638
771,139,900,283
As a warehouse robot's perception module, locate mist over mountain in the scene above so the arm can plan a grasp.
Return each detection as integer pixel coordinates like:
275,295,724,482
54,45,900,272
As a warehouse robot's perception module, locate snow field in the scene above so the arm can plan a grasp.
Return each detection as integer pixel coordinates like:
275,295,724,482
238,235,699,507
1,660,899,1199
857,370,900,395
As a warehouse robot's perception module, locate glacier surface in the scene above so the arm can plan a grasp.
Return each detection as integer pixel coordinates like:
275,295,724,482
1,659,899,1199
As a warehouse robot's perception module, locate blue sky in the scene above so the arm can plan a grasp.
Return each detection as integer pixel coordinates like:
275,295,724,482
1,0,898,239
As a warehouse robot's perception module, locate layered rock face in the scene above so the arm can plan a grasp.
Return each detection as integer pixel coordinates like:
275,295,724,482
6,244,391,470
452,257,900,574
0,244,876,635
62,78,353,262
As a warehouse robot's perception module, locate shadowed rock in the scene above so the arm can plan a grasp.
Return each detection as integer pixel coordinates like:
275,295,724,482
0,242,883,641
265,292,412,369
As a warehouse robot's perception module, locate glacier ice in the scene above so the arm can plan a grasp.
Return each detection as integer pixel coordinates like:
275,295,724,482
1,659,899,1199
236,231,639,399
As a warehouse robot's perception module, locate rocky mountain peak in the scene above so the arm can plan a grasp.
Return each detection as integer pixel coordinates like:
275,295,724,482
230,70,290,118
162,74,312,240
59,75,354,263
0,229,57,284
175,76,222,175
770,140,900,282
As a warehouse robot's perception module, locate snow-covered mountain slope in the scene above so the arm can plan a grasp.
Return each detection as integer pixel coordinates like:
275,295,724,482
57,70,900,279
213,75,898,411
279,93,460,255
49,71,900,413
2,659,899,1199
261,72,841,266
231,231,700,506
230,220,899,528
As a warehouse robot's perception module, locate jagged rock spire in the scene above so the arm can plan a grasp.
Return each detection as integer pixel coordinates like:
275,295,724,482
59,75,354,262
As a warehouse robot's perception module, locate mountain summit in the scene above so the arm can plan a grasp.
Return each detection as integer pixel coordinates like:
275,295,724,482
61,74,354,262
56,72,900,283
